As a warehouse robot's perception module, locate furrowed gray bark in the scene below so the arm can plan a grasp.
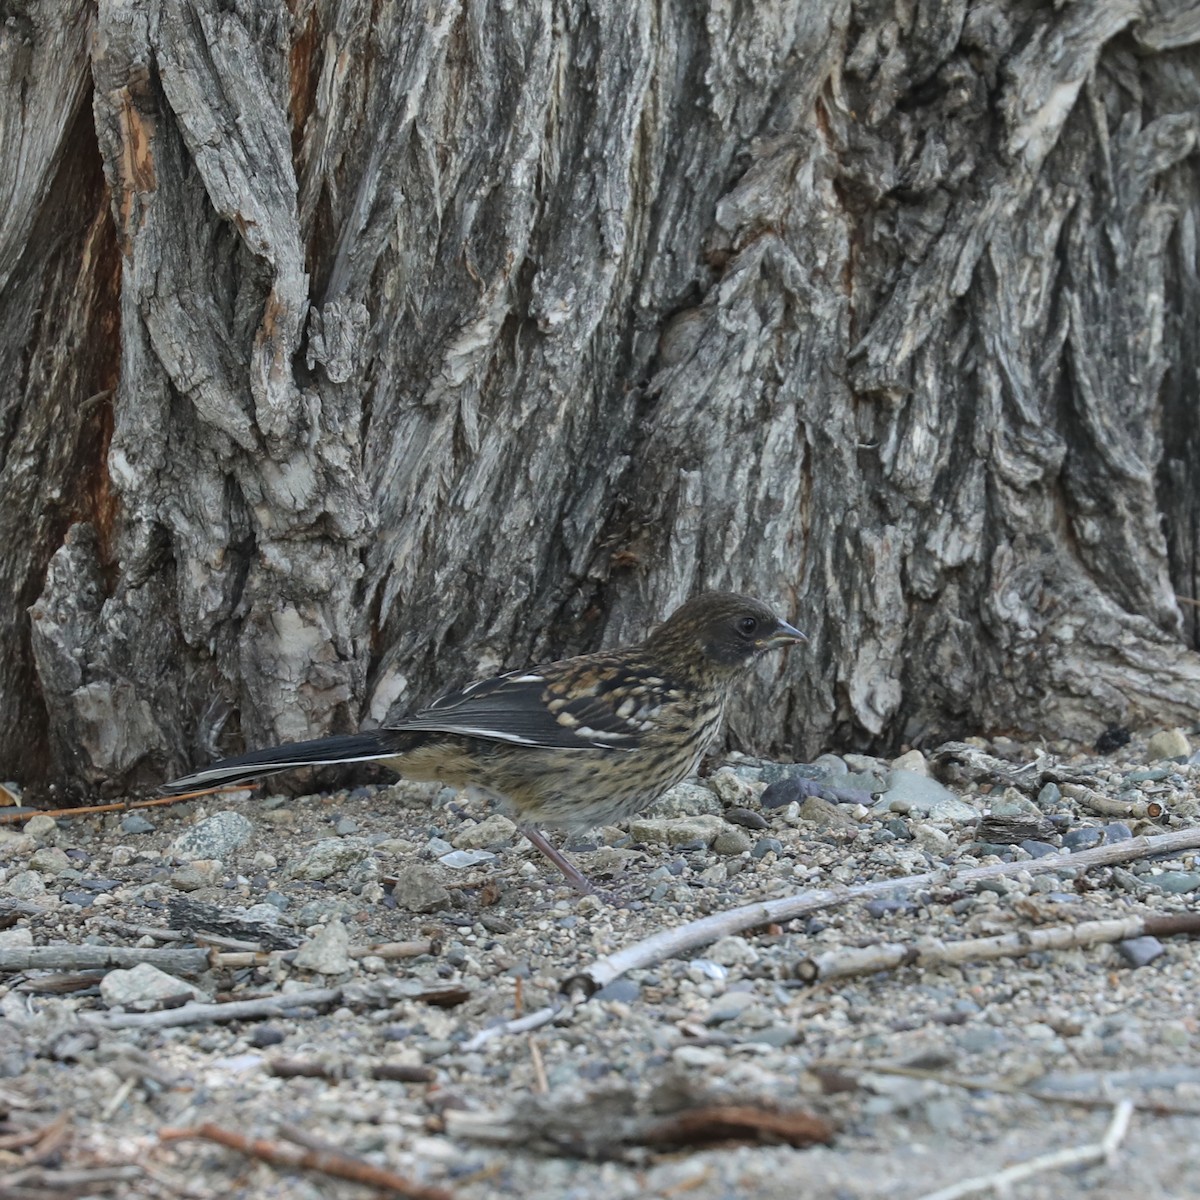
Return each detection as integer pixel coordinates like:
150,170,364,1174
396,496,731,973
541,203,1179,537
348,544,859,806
1,0,1198,793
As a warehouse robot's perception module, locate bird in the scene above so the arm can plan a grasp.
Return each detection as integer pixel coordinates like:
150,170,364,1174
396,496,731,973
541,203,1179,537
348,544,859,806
164,592,806,893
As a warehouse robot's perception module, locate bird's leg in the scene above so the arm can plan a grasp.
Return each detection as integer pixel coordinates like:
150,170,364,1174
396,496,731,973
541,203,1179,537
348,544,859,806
519,825,597,895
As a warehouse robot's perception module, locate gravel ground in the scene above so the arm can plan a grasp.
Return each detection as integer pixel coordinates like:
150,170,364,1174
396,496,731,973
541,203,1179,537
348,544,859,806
1,729,1199,1199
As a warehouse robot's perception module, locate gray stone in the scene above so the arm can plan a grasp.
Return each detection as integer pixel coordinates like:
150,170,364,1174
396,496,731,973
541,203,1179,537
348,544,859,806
629,815,726,847
706,768,758,807
169,860,223,891
0,927,33,947
1037,782,1062,808
1103,822,1133,842
990,788,1044,818
100,962,206,1008
121,813,156,834
708,935,759,966
171,811,255,861
873,770,977,822
723,807,768,830
752,837,784,859
1151,871,1200,894
712,827,752,856
883,817,913,840
452,814,517,849
705,991,758,1023
29,847,71,875
593,978,640,1003
1062,827,1104,852
4,871,45,899
811,754,848,776
284,837,371,881
22,814,57,843
644,781,722,818
1147,728,1191,761
293,921,354,975
797,796,858,830
333,816,360,836
1020,839,1059,858
912,823,953,855
390,866,451,912
1116,936,1165,968
760,777,816,809
889,749,929,776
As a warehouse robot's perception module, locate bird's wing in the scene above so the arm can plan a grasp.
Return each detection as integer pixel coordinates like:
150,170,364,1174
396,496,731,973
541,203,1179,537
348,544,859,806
394,658,673,751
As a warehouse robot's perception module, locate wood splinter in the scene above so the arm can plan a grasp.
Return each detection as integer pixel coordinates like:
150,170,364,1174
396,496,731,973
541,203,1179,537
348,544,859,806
159,1121,453,1200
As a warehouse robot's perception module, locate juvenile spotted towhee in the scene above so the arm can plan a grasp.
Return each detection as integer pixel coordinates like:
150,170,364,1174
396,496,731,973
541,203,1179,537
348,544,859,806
165,592,806,892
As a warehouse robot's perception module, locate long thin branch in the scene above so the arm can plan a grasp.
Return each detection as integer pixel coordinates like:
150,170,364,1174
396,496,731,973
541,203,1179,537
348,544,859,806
561,828,1200,995
913,1100,1134,1200
159,1122,452,1200
0,946,212,975
81,986,342,1030
793,911,1200,982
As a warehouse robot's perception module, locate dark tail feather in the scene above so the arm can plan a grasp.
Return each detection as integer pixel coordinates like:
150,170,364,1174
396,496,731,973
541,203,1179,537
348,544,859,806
162,732,403,794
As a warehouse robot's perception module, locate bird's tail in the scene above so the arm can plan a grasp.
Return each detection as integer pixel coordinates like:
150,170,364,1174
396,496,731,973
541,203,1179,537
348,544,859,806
162,732,403,794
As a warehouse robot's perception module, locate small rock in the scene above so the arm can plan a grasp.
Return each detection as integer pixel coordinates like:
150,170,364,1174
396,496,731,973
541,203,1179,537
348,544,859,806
3,871,45,899
708,936,758,966
644,782,722,818
593,979,641,1003
121,814,156,835
1036,783,1062,808
760,777,817,809
865,895,918,918
333,816,360,836
712,828,752,856
293,921,354,975
22,814,57,843
874,771,977,822
797,796,858,830
29,847,70,875
452,814,517,850
100,962,205,1008
1151,871,1200,895
707,768,758,807
390,866,451,912
883,817,913,840
0,927,33,947
723,807,768,830
169,860,223,891
1146,728,1191,762
1116,936,1165,968
1062,827,1104,852
1019,839,1059,858
285,838,371,881
890,749,929,776
912,823,953,855
752,837,784,859
706,991,757,1024
171,811,255,861
1103,823,1133,843
629,815,726,847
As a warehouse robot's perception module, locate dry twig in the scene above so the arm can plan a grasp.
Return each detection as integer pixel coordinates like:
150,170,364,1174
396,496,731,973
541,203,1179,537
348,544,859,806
913,1099,1135,1200
0,946,211,976
793,911,1200,982
159,1121,452,1200
81,986,342,1030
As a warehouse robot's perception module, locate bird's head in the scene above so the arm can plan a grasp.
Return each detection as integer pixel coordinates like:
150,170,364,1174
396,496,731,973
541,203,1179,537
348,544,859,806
643,592,807,676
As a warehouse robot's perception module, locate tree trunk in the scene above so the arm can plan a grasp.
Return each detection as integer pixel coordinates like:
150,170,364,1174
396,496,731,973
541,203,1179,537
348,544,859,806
2,0,1198,796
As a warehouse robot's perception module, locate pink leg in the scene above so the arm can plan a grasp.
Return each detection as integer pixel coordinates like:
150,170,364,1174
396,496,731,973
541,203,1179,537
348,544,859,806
520,826,596,895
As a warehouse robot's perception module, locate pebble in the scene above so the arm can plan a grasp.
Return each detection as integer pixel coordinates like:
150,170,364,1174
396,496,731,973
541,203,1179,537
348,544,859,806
1103,822,1133,842
1116,936,1165,968
873,771,978,822
752,837,783,859
706,991,758,1023
452,814,517,850
333,816,360,836
645,781,722,818
120,814,156,835
593,979,640,1003
0,927,33,947
1062,827,1104,852
284,837,371,880
293,921,354,975
890,749,929,776
22,814,57,843
723,807,768,830
99,963,205,1008
759,777,817,809
1037,782,1062,808
712,828,752,856
249,1025,287,1048
4,871,46,899
912,823,952,855
1019,839,1059,858
708,936,759,966
629,815,726,847
882,817,913,841
390,866,451,912
706,768,759,807
1146,728,1191,761
29,847,70,875
169,860,223,891
1150,871,1200,894
171,811,255,861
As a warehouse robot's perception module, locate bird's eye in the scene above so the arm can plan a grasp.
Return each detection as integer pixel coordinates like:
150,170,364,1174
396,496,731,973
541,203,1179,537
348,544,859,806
737,616,759,637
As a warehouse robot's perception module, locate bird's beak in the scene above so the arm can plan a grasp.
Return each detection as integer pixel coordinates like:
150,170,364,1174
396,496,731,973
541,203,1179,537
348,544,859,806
761,620,808,648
